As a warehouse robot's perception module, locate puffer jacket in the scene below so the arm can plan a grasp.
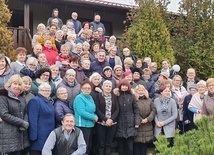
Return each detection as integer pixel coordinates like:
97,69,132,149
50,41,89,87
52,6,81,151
134,97,156,143
114,89,140,138
0,89,29,153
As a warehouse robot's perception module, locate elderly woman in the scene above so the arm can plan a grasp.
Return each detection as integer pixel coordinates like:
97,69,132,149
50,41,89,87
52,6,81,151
134,85,156,155
114,79,140,155
183,84,198,132
82,59,92,78
106,46,122,69
0,75,29,155
188,80,207,121
150,62,159,82
112,65,123,85
89,42,100,62
95,80,119,155
28,83,55,155
122,71,137,89
73,81,98,154
202,78,214,116
50,65,62,87
89,72,103,100
123,57,134,72
54,87,74,127
32,23,46,47
171,75,188,133
135,58,148,71
121,48,137,65
22,76,35,103
101,66,117,89
154,86,178,147
31,68,56,98
57,69,80,109
0,53,14,88
20,57,38,79
10,47,27,74
36,52,50,70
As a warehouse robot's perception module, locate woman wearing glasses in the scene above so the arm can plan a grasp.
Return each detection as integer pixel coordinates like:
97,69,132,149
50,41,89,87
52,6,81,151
28,83,55,155
73,81,98,154
20,57,38,80
54,87,74,127
31,68,56,99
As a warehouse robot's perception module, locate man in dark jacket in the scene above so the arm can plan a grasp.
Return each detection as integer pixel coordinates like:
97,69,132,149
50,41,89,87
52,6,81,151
42,114,86,155
183,68,200,92
47,8,63,29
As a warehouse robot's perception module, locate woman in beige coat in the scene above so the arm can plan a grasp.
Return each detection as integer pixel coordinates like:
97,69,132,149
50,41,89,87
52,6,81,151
134,85,156,155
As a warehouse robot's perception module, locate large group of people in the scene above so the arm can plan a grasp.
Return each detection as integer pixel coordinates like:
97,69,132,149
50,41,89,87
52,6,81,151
0,8,214,155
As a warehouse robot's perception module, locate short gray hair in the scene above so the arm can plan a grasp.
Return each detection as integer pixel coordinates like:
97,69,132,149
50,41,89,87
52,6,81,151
38,83,51,92
89,72,102,82
56,87,67,97
65,69,76,76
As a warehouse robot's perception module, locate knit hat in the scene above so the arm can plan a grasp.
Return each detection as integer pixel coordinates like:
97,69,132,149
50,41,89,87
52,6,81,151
103,66,112,72
160,72,169,79
189,84,198,90
113,65,122,71
132,68,142,77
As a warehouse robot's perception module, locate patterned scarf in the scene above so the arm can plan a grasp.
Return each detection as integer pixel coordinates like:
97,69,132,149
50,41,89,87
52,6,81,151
208,91,214,100
159,96,171,116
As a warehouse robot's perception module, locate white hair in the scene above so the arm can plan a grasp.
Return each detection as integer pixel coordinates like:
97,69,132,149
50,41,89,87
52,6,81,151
89,72,102,82
38,83,51,91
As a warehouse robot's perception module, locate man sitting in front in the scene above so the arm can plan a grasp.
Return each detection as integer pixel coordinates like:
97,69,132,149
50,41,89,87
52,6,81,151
42,114,86,155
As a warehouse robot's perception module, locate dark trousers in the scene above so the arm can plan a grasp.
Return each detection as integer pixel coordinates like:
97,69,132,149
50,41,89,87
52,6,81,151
134,142,147,155
97,124,117,155
117,137,134,155
79,127,93,154
30,151,41,155
8,151,20,155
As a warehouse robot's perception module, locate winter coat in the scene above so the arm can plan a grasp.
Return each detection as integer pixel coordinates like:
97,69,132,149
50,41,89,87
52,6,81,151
106,55,122,69
114,89,140,138
20,67,36,80
57,78,80,109
90,59,110,74
0,68,13,88
154,97,178,138
73,93,97,128
101,73,117,90
28,93,55,151
143,78,156,98
0,89,29,153
134,97,156,143
54,99,74,127
42,46,59,65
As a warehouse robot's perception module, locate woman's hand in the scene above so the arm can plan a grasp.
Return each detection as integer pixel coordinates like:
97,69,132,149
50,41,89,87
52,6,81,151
94,116,98,122
95,87,102,93
135,125,139,128
141,118,148,124
156,121,164,127
106,119,113,126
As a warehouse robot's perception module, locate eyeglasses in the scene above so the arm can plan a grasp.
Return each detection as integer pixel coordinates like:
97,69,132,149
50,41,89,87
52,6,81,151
40,89,51,92
42,74,50,77
82,87,91,90
58,92,68,95
29,64,36,67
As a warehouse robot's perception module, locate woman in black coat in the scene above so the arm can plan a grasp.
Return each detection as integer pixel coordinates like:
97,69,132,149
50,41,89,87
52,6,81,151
95,80,119,155
114,79,140,155
0,74,29,155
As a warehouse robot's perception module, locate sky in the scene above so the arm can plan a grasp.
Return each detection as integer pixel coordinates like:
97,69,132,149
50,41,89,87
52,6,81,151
105,0,180,13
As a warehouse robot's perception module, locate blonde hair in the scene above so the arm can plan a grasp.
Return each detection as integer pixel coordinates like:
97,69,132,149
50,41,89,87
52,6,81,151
124,57,133,65
134,84,149,100
22,76,32,84
172,75,183,86
206,78,214,87
4,74,23,90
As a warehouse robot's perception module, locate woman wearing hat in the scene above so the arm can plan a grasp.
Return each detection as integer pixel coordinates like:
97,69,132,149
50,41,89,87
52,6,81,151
113,65,123,85
114,79,140,155
183,84,198,132
101,66,117,89
95,80,119,155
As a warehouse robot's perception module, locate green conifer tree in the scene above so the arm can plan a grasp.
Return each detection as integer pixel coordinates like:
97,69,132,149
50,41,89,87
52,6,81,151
168,0,214,79
120,0,175,66
154,115,214,155
0,0,15,59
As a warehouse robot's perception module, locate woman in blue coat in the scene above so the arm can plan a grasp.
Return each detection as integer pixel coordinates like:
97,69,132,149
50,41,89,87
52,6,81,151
28,83,55,155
